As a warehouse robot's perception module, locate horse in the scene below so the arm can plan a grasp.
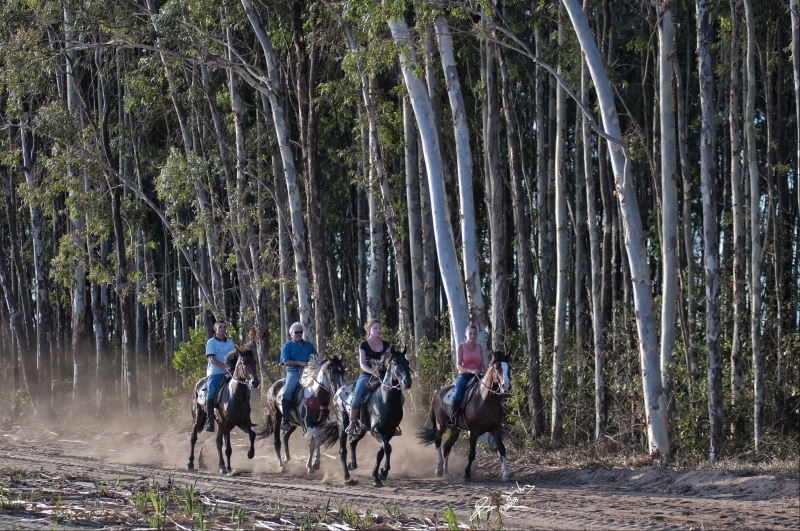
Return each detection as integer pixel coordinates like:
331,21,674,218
258,355,345,473
417,351,511,482
319,346,412,487
188,347,260,474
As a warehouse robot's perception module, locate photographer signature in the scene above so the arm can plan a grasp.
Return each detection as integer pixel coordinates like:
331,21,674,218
470,482,535,521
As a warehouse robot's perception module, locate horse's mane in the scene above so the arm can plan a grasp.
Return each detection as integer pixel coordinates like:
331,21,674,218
300,356,325,387
224,348,253,372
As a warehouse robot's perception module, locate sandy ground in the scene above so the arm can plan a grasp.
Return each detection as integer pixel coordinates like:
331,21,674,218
0,416,797,530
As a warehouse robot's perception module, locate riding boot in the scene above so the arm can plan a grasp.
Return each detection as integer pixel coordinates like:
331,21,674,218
446,399,461,430
345,407,361,434
205,399,216,432
281,400,293,431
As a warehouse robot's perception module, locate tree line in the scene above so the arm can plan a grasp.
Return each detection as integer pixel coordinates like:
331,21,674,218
0,0,797,460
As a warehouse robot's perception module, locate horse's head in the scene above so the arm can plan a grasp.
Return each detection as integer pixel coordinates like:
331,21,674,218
487,351,511,395
383,346,412,390
230,348,260,389
324,355,345,392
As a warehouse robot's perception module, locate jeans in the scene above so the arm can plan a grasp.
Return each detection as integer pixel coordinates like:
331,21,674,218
207,374,225,402
453,373,475,402
284,370,301,401
350,372,373,407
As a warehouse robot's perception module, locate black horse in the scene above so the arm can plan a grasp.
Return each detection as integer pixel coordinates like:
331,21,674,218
319,346,412,486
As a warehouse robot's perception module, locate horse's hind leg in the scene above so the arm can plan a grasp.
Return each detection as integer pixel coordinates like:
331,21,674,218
463,431,479,482
305,430,316,474
282,426,297,462
224,431,233,473
339,428,352,483
373,430,392,481
494,428,510,481
442,429,461,477
371,441,386,487
188,411,202,470
273,426,285,472
216,431,226,474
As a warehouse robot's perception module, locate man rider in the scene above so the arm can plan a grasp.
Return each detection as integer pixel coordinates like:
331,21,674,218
205,320,235,432
279,322,318,431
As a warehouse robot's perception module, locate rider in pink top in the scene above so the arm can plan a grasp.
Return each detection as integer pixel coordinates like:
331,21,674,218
448,325,486,429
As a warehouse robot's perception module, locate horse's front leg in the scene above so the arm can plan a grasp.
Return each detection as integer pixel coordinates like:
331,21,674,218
273,424,285,472
348,429,367,471
313,441,321,470
463,431,479,482
188,408,202,470
372,429,392,482
282,425,297,462
339,427,352,483
494,428,510,481
305,428,317,474
224,431,233,473
216,430,226,474
240,423,256,460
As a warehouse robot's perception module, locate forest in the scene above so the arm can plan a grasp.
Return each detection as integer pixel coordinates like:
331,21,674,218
0,0,797,462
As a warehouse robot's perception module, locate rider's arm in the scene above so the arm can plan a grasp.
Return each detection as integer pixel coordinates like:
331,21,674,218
207,354,227,371
455,343,478,374
359,348,380,378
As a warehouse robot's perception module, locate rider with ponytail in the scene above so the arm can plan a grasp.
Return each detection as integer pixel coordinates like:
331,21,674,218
447,325,486,429
345,319,390,434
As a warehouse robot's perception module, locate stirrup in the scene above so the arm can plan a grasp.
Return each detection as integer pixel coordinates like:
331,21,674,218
281,418,292,431
394,426,402,436
345,419,360,434
446,416,458,430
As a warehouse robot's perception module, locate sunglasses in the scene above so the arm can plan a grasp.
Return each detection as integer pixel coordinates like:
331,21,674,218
293,330,304,335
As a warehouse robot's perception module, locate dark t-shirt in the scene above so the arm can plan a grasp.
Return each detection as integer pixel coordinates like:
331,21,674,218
359,339,390,375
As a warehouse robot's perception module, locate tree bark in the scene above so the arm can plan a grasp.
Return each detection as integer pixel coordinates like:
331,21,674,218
658,0,678,436
404,97,426,344
498,45,544,438
743,0,764,450
698,0,724,459
563,0,670,457
792,0,800,220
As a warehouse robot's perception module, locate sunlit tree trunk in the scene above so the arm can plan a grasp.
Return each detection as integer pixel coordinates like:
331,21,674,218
435,14,486,351
792,0,800,218
551,13,568,442
404,97,426,344
388,13,470,360
563,0,670,457
241,0,315,341
743,0,764,450
658,0,678,434
698,0,724,460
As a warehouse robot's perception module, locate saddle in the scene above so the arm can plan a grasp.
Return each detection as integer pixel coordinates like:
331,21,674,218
442,374,481,421
338,375,382,414
196,375,231,407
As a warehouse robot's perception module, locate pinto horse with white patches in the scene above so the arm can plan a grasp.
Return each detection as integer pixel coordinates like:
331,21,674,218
417,351,512,482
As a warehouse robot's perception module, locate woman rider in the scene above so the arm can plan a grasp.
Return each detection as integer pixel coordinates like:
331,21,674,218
345,319,389,434
447,325,486,429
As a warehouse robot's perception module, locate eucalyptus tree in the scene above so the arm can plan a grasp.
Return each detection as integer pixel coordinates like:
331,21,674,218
793,0,800,215
697,0,724,460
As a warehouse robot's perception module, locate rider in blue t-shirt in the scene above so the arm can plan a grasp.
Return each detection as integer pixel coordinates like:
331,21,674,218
279,322,317,431
205,321,235,432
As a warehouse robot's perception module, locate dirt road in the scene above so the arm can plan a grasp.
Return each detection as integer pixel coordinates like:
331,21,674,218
0,422,797,530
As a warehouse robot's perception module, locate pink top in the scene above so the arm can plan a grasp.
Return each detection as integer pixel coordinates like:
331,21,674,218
459,343,483,374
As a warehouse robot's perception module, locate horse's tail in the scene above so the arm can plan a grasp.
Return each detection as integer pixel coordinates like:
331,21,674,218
255,401,275,438
316,420,340,448
416,407,438,446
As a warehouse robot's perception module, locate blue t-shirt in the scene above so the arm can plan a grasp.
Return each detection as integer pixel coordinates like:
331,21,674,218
279,340,318,373
206,336,235,377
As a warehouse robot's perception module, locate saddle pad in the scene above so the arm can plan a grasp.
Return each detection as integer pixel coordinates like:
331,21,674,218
442,377,479,409
197,376,230,406
276,378,303,404
337,382,372,411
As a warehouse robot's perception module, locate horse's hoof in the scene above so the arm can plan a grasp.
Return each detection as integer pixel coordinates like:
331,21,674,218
220,468,227,475
313,462,320,471
502,474,511,482
307,467,314,474
247,449,255,459
463,476,471,482
278,465,286,473
379,469,388,480
187,463,194,470
227,467,232,473
347,463,357,471
373,478,383,487
435,469,443,478
344,476,356,485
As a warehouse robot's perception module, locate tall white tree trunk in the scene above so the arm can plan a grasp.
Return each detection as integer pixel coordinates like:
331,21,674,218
551,13,568,442
743,0,764,450
793,0,800,216
241,0,315,341
729,0,746,421
658,0,678,433
697,0,724,459
563,0,670,457
366,129,385,321
388,14,470,361
435,14,486,352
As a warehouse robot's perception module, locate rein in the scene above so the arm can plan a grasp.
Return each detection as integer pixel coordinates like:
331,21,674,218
477,363,507,395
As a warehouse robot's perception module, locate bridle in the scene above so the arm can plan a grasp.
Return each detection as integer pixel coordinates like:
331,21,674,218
375,353,408,390
229,355,255,387
477,359,509,396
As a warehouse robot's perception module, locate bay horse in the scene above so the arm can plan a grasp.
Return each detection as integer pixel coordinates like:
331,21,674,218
319,346,412,487
188,348,260,474
258,355,345,473
417,351,511,481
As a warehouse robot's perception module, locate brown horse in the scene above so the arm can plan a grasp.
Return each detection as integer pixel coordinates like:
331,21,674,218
188,348,260,474
417,351,511,481
259,356,345,473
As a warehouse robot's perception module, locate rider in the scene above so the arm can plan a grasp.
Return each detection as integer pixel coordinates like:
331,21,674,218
279,321,318,431
447,325,486,429
205,320,235,432
345,319,390,435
